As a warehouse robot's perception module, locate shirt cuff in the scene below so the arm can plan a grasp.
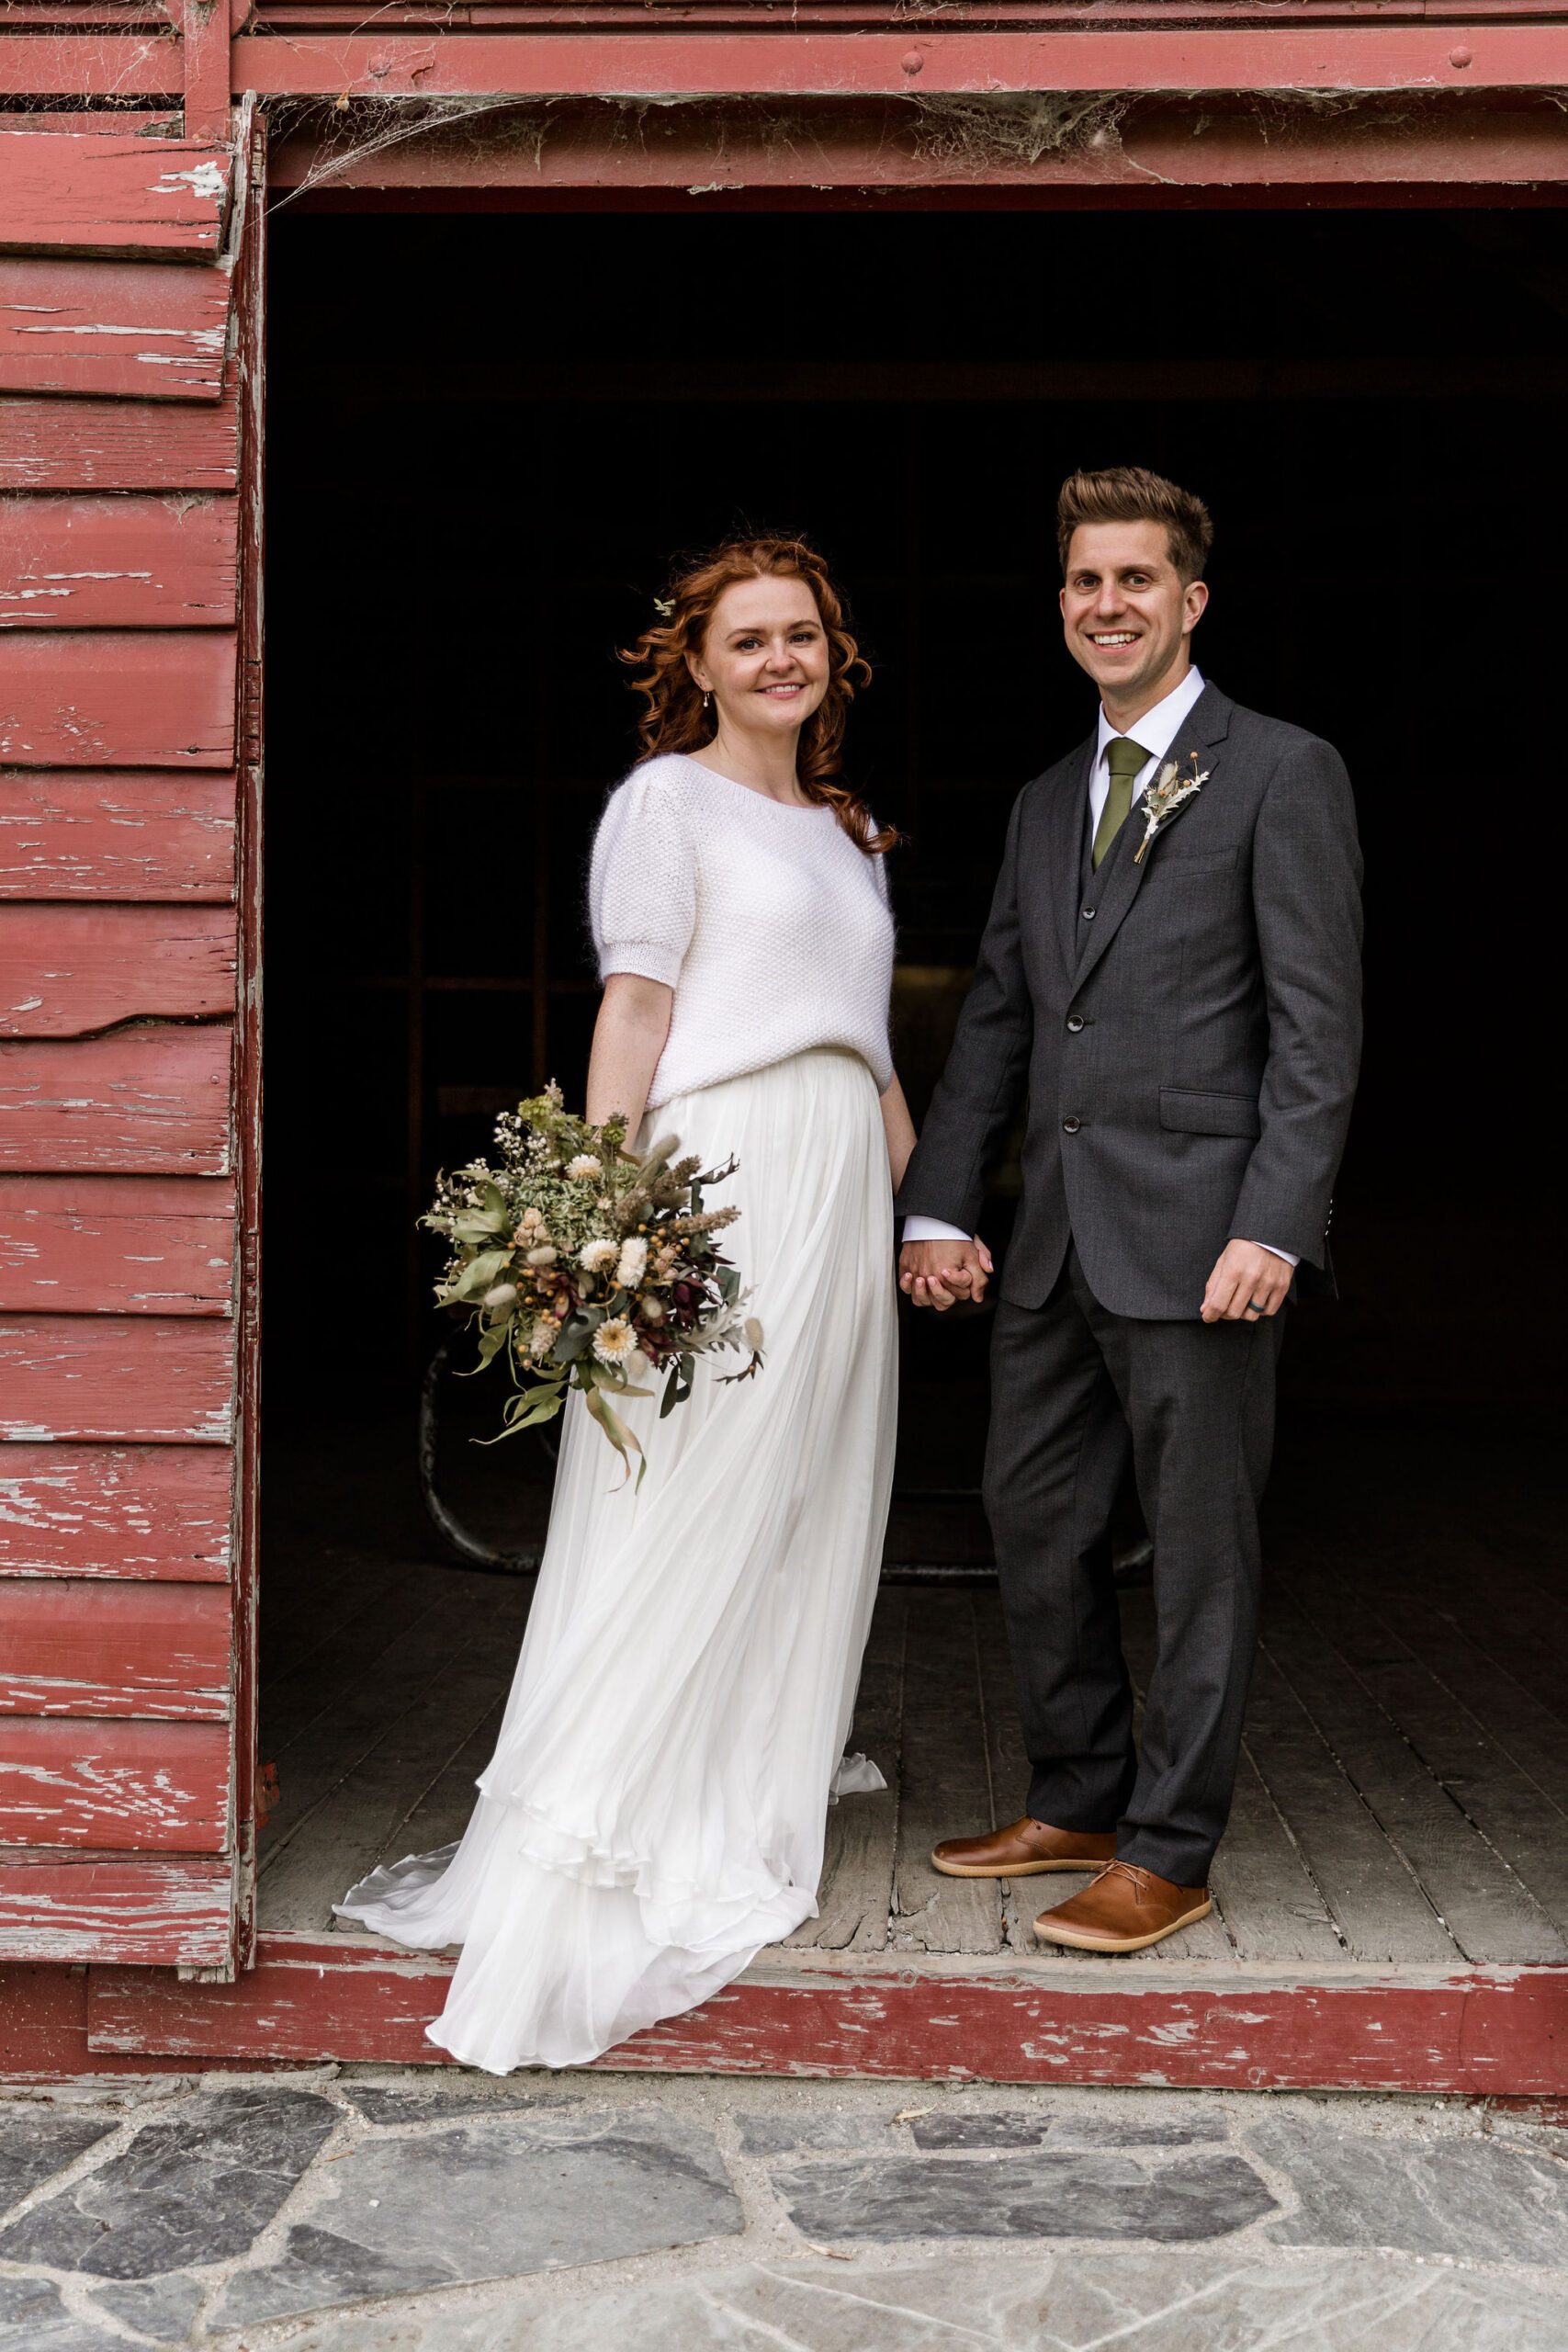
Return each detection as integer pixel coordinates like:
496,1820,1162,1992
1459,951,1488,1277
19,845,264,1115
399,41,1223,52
1254,1242,1300,1269
902,1216,972,1244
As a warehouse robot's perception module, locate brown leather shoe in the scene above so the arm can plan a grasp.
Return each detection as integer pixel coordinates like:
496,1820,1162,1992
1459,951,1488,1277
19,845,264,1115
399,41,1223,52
931,1816,1120,1879
1032,1859,1212,1951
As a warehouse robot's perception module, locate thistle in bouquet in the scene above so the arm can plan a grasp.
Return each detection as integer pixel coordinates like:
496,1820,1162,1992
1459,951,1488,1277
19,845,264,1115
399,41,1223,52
423,1083,764,1485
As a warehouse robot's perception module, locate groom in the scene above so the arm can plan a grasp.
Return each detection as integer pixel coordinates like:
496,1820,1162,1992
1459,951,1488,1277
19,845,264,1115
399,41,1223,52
897,465,1362,1953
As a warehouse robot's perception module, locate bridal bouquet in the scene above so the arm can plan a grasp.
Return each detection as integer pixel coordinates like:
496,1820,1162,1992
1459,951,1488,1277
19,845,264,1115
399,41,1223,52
423,1085,763,1483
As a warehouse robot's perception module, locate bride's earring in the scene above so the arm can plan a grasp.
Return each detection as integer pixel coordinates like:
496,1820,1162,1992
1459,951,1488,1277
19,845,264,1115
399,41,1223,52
703,692,712,715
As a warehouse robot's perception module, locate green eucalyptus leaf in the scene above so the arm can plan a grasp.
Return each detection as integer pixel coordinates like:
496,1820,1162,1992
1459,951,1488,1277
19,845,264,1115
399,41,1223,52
450,1250,512,1300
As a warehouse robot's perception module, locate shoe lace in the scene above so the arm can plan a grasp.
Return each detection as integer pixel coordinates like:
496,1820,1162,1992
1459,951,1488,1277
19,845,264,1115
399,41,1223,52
1088,1858,1153,1902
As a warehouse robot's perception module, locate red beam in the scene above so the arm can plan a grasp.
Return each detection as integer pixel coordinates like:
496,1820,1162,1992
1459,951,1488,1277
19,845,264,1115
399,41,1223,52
6,20,1568,101
267,93,1568,200
74,1937,1568,2097
231,24,1568,101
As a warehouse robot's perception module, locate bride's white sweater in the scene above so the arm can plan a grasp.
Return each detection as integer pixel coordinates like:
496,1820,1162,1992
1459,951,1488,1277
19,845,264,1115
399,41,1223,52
589,752,896,1110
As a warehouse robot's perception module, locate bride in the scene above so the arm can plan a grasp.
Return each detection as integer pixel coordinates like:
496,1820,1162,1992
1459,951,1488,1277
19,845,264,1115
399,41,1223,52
337,534,915,2072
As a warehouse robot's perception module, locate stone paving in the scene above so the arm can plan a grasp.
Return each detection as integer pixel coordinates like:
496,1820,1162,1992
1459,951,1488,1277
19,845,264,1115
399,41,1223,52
3,2069,1566,2350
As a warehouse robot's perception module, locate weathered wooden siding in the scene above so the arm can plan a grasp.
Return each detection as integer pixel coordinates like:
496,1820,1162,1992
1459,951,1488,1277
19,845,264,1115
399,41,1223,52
0,1174,235,1314
0,391,239,494
0,119,255,1976
0,494,238,628
0,1442,233,1580
0,1859,234,1968
0,631,238,764
0,772,236,899
0,131,231,264
0,903,237,1033
0,256,232,400
0,1028,232,1172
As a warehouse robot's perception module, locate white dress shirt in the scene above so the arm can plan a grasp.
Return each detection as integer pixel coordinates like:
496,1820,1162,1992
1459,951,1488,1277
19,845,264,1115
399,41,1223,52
904,664,1299,1272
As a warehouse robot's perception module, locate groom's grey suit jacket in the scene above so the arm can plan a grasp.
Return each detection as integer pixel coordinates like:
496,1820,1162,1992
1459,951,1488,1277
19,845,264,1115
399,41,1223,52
896,684,1363,1320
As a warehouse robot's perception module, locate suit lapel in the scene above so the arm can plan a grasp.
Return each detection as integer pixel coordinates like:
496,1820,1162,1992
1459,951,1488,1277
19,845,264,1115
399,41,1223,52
1072,682,1234,993
1045,732,1097,981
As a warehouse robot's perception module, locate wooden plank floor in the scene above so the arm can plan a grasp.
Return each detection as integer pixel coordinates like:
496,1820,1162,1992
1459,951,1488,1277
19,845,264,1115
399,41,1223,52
257,1420,1568,1969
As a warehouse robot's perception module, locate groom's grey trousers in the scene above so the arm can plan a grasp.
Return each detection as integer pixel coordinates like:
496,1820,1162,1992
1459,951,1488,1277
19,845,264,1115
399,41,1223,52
984,1244,1285,1890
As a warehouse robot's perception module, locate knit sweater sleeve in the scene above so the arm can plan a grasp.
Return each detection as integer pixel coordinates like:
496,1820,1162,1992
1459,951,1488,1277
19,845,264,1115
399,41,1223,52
589,766,697,989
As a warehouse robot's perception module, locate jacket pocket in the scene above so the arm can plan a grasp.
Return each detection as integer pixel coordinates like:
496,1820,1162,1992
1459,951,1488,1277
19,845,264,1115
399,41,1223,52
1159,1086,1261,1140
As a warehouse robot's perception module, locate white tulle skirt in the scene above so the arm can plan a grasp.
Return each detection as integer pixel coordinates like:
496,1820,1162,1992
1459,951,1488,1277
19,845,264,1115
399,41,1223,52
335,1047,898,2072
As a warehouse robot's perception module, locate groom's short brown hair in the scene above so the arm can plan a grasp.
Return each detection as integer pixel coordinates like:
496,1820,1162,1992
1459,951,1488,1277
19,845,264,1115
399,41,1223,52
1056,466,1213,585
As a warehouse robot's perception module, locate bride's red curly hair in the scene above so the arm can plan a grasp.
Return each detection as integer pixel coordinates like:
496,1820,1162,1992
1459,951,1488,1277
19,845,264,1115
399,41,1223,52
620,536,896,856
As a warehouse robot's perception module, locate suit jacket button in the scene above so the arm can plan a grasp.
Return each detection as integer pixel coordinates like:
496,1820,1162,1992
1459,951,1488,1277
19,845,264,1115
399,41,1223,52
1062,1116,1081,1134
1081,906,1096,920
1066,1015,1085,1033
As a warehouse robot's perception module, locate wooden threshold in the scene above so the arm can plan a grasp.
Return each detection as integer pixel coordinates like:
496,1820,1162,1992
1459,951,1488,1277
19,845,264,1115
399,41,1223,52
0,1929,1560,2098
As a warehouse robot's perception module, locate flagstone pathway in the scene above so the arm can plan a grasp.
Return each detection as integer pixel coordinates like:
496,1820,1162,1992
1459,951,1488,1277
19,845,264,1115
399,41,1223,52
3,2072,1565,2350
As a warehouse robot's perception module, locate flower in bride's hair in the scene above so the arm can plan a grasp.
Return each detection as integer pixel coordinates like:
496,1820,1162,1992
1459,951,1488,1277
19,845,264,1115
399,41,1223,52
579,1238,618,1273
528,1317,557,1358
593,1317,636,1367
566,1154,602,1181
481,1283,519,1311
525,1245,558,1268
616,1237,649,1288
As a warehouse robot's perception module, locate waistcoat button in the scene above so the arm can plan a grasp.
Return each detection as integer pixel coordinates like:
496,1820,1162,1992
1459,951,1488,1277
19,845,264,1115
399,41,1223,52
1066,1015,1085,1034
1062,1116,1081,1135
1081,906,1096,920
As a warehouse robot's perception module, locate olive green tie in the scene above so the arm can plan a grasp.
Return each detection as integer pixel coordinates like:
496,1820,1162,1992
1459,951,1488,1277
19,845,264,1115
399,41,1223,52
1092,736,1149,871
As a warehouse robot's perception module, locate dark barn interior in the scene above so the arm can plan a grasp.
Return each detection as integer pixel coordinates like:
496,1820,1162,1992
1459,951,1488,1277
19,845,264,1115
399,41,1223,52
252,209,1567,1971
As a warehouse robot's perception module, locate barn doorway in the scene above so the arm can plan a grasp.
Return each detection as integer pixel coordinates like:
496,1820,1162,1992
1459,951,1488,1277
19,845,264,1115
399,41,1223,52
252,207,1567,1973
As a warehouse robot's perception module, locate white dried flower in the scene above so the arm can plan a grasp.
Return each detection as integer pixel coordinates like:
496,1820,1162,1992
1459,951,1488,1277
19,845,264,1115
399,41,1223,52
640,1296,665,1324
528,1317,557,1357
625,1349,649,1385
744,1317,765,1352
579,1238,618,1273
520,1206,545,1233
525,1245,558,1268
481,1283,519,1310
616,1237,649,1288
566,1154,602,1181
593,1317,635,1366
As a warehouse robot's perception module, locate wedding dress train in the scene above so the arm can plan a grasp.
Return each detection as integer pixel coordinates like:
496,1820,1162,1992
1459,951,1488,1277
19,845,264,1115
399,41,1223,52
336,1046,897,2071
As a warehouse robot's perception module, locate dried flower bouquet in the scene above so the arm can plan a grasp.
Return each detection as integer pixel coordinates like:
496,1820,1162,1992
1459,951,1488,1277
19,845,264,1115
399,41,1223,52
424,1085,763,1483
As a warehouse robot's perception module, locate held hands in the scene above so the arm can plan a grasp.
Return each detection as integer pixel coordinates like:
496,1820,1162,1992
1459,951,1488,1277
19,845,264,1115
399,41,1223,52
1201,1238,1292,1325
899,1236,995,1311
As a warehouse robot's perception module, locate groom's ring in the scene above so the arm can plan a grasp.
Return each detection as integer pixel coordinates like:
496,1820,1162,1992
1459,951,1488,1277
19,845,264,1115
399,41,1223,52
1247,1299,1269,1313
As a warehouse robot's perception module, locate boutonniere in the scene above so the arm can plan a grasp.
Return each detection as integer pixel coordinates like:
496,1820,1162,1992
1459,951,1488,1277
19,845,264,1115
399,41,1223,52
1134,752,1210,863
